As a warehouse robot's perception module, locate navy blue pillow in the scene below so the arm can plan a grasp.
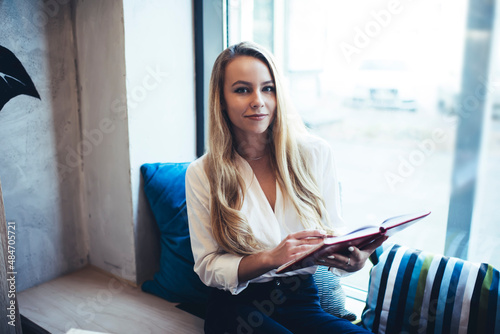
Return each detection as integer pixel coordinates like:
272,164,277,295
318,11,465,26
140,162,209,303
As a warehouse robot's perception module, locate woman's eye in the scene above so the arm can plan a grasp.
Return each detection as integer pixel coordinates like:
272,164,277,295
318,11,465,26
263,86,275,92
235,87,249,93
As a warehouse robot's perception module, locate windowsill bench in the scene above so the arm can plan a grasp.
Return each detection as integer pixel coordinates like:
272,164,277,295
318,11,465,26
18,266,204,334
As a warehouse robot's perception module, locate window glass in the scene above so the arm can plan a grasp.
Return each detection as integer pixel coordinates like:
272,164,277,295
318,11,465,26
468,26,500,266
227,0,498,292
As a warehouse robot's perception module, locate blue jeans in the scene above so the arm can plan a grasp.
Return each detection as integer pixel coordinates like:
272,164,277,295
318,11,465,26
204,274,371,334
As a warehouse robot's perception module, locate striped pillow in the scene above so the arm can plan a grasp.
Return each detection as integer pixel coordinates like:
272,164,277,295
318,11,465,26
313,265,357,321
361,243,500,334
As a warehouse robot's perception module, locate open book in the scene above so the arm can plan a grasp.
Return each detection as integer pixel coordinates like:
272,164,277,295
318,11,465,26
276,210,431,274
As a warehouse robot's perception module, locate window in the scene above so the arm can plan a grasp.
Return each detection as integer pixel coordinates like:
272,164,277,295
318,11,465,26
221,0,499,294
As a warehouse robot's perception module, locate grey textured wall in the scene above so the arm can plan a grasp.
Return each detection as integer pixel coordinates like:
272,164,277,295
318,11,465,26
0,1,88,291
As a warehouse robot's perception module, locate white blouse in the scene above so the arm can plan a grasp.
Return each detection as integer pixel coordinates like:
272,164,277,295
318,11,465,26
185,134,346,295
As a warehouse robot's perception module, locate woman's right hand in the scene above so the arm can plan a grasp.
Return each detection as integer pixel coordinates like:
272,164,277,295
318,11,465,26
266,229,327,269
238,229,327,283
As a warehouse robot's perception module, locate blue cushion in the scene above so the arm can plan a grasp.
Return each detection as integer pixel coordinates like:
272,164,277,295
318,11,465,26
362,243,500,334
140,162,210,304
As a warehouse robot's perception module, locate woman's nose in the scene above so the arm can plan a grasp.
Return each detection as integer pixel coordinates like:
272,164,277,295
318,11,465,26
251,92,264,109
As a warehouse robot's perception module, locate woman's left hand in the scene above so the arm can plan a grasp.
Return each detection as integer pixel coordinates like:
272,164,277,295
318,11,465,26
314,236,388,272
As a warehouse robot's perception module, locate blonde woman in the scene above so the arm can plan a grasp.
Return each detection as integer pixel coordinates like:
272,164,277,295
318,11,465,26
186,42,383,333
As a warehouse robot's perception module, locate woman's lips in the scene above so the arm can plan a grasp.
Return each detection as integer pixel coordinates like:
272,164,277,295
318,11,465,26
245,114,267,121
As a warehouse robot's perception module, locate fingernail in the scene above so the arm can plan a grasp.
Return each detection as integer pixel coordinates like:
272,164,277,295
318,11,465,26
318,229,326,235
348,246,354,252
327,255,335,259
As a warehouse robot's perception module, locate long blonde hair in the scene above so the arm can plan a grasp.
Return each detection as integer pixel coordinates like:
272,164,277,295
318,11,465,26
206,41,333,255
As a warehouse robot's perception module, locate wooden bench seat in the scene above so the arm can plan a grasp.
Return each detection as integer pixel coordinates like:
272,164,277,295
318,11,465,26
18,266,204,334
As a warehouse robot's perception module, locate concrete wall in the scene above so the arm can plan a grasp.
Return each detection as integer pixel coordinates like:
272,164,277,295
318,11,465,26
0,1,88,291
0,0,196,289
122,0,196,284
73,0,137,282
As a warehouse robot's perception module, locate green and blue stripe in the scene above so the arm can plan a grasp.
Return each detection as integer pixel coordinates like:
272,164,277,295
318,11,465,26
363,244,500,334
